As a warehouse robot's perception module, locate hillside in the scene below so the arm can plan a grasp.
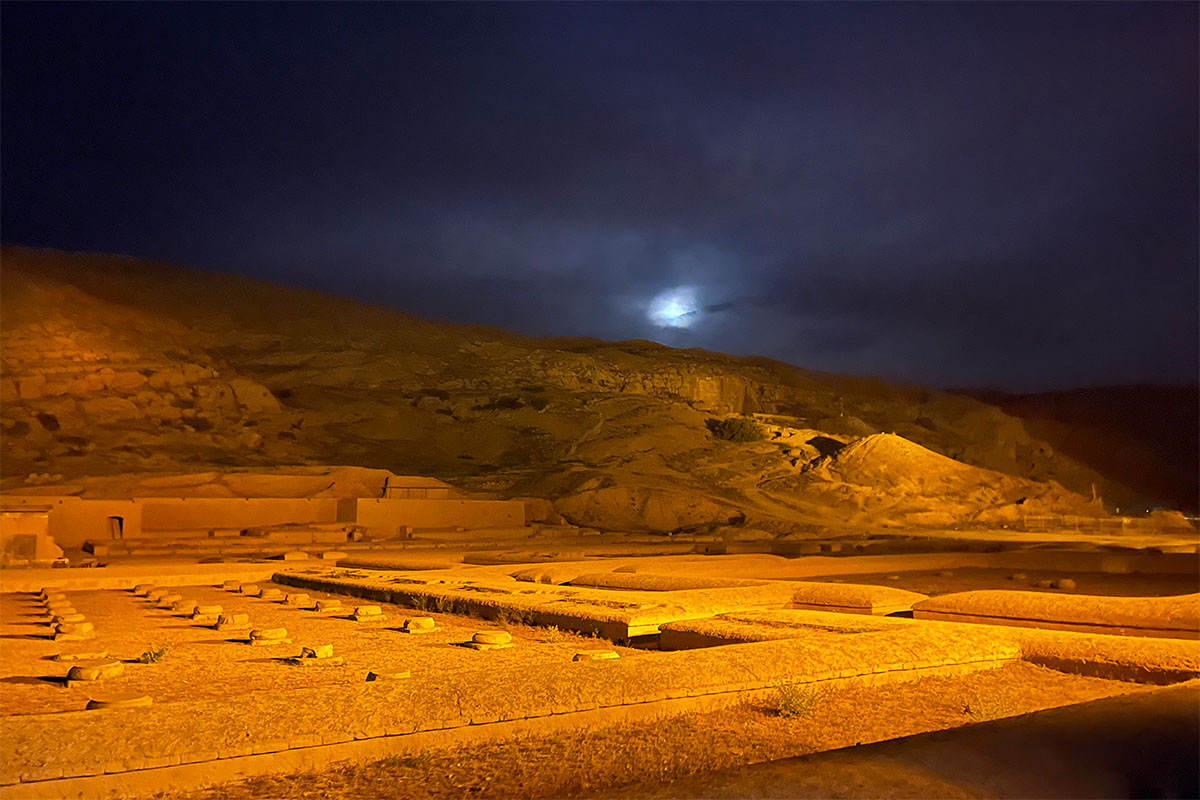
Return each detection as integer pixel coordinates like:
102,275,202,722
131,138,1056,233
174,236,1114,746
0,245,1172,533
974,386,1199,514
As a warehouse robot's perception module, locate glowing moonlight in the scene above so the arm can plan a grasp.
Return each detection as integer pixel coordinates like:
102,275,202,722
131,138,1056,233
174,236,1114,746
647,285,700,328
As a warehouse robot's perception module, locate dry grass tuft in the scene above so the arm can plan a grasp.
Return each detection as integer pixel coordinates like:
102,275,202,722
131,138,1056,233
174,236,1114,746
774,681,827,719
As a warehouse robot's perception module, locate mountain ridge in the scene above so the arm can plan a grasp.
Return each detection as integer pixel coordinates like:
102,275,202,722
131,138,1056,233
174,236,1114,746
2,245,1187,532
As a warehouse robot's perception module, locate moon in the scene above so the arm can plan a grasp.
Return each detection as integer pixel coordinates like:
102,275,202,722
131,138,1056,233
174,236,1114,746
647,286,701,328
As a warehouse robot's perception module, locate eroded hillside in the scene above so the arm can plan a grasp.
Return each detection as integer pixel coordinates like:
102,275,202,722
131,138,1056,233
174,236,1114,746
0,246,1163,532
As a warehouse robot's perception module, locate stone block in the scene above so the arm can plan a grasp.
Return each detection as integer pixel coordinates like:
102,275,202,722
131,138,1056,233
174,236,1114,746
53,649,108,662
399,616,437,633
84,690,151,710
215,613,251,631
465,630,513,650
249,627,288,641
68,659,125,681
352,605,385,621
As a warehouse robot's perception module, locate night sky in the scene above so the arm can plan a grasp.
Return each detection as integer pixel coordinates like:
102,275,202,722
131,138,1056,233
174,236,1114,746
3,2,1197,391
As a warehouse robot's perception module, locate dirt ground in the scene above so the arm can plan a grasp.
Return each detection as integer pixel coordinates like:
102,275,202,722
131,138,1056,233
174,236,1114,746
152,662,1148,800
805,566,1199,598
0,584,637,716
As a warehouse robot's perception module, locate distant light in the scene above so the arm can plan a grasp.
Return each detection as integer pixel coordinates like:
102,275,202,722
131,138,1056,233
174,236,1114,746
648,286,700,328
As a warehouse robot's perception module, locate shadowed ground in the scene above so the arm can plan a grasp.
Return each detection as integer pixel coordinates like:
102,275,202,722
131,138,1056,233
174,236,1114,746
615,681,1200,799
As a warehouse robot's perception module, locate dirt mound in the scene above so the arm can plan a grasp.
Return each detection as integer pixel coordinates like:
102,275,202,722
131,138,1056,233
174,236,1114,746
806,433,978,488
785,433,1106,526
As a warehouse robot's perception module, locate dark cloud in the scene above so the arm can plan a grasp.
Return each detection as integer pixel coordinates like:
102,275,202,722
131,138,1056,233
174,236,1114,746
2,2,1195,390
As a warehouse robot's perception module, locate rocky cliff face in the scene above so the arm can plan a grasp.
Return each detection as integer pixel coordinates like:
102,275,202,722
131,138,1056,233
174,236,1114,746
0,246,1157,531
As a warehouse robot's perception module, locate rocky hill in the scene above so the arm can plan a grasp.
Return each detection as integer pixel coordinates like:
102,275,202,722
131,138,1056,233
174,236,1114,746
0,245,1174,533
974,386,1199,514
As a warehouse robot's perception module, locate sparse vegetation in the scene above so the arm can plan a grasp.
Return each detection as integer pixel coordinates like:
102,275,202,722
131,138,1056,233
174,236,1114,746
138,643,170,663
962,690,1018,721
706,417,764,442
773,680,826,718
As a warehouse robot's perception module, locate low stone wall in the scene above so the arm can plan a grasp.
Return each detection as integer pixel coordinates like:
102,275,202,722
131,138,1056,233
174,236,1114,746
0,563,292,593
620,551,1200,580
568,573,767,592
349,498,525,534
276,570,799,638
657,608,1200,684
789,581,928,615
913,591,1200,640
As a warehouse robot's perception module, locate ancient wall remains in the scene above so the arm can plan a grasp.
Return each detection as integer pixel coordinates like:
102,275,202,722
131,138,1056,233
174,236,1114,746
349,498,524,534
139,498,340,532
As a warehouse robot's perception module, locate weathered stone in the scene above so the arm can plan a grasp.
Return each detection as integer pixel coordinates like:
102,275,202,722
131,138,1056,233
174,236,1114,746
466,630,513,649
1054,578,1077,591
258,588,284,602
146,588,169,603
289,654,343,667
572,651,619,661
156,593,183,608
314,599,342,612
172,599,200,614
215,613,251,631
44,598,72,611
239,584,261,596
1036,579,1054,589
302,644,335,659
229,378,281,414
399,617,437,633
86,693,152,710
52,613,86,625
132,584,155,596
284,593,311,606
52,650,108,663
250,627,288,641
191,604,223,618
221,580,242,591
352,605,384,621
55,621,94,636
322,551,348,561
281,551,308,561
67,659,125,682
